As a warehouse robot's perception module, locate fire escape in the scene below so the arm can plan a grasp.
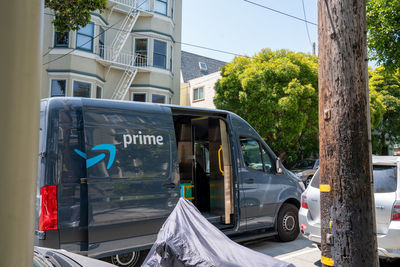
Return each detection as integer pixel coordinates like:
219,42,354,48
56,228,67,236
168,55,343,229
97,0,151,100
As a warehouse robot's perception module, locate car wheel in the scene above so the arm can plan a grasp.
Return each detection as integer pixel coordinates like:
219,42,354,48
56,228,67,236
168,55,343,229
276,203,299,242
109,250,148,267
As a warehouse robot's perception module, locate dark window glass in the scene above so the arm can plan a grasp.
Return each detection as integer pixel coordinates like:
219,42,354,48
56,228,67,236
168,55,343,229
96,86,102,98
293,159,316,170
152,94,166,103
135,39,148,66
51,80,66,97
170,46,173,70
54,31,69,47
73,81,91,98
133,93,146,102
310,170,320,188
153,40,167,68
155,0,167,15
240,138,263,172
76,23,94,52
373,166,397,193
262,147,274,173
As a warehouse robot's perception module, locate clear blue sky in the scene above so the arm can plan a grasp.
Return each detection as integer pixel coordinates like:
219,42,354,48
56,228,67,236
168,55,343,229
182,0,318,62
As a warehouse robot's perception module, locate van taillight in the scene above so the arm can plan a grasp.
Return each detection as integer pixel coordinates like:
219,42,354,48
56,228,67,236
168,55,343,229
392,204,400,221
39,185,58,231
301,195,308,209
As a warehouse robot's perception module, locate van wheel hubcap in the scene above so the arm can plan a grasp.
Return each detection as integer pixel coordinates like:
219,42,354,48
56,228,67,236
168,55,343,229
283,214,295,232
111,252,139,266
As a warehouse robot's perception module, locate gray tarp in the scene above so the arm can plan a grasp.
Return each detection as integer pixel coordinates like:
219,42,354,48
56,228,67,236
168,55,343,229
142,198,295,267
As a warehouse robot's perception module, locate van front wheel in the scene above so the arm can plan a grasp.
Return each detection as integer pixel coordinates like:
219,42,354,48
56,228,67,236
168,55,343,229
276,203,299,242
110,250,148,267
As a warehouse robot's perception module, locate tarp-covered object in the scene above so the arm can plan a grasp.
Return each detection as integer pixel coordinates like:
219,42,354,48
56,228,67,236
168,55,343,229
142,198,295,267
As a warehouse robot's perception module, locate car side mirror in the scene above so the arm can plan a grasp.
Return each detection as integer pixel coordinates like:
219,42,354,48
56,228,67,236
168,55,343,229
276,158,284,175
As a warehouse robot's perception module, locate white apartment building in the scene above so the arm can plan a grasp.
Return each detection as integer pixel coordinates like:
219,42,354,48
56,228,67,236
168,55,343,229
42,0,182,104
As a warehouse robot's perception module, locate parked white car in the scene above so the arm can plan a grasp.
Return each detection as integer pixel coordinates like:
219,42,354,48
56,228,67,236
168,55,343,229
299,156,400,259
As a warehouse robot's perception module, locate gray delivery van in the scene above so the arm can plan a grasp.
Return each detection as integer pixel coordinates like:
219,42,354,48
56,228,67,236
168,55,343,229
36,97,303,266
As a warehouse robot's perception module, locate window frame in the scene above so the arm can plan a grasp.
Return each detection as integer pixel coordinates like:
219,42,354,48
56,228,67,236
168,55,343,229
76,23,94,52
193,87,204,101
134,38,148,66
239,136,276,173
54,31,69,48
132,92,147,102
151,93,166,104
50,79,67,97
98,26,105,58
96,86,103,99
154,0,168,15
153,40,167,69
136,0,150,11
170,45,173,71
72,80,92,98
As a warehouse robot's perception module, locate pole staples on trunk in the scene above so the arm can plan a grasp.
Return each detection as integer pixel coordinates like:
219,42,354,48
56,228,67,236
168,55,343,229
320,184,331,192
321,256,334,266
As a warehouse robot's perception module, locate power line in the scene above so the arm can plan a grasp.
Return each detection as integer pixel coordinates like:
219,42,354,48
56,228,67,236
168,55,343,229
43,13,245,65
243,0,317,26
301,0,313,46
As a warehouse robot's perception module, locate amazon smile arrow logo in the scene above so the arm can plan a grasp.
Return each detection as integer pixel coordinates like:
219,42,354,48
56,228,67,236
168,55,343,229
74,144,116,169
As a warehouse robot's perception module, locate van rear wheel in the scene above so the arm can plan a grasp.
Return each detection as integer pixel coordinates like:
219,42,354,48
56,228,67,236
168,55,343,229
276,203,299,242
110,250,148,267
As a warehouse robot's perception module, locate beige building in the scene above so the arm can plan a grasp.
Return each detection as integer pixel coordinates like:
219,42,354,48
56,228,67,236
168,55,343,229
180,51,226,108
42,0,182,104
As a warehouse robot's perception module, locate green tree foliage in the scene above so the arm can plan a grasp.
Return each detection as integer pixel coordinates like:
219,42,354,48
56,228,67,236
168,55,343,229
45,0,107,32
214,49,319,164
367,0,400,71
369,66,400,154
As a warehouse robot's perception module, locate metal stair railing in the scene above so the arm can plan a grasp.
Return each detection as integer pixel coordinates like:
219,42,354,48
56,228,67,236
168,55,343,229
111,54,139,100
111,2,140,62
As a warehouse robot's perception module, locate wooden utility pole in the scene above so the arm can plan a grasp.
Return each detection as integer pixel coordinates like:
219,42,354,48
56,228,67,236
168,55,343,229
0,0,43,266
318,0,378,266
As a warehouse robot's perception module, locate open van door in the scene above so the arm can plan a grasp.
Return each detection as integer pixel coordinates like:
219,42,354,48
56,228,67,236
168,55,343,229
80,100,179,257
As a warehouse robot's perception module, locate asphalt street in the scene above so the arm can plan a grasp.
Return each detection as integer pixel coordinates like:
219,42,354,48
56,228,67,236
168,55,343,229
245,235,400,267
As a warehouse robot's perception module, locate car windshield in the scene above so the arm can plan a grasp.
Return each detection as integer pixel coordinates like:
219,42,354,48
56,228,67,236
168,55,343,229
292,159,315,170
310,166,398,193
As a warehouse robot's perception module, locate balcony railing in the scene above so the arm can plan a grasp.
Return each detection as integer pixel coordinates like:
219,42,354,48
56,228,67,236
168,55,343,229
97,45,148,68
108,0,150,11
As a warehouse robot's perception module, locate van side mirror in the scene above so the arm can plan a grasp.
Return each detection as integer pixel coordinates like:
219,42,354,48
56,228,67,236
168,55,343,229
276,158,284,175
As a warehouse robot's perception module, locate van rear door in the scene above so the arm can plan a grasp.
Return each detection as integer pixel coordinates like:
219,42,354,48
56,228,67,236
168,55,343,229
81,100,179,257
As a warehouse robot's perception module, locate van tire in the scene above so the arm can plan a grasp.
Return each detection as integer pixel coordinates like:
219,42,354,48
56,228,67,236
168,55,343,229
108,250,148,267
276,203,299,242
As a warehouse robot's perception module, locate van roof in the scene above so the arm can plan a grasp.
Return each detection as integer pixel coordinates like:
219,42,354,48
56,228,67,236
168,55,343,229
43,97,234,116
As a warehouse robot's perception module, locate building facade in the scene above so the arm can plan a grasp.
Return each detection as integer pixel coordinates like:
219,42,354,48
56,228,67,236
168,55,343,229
42,0,182,104
180,51,226,108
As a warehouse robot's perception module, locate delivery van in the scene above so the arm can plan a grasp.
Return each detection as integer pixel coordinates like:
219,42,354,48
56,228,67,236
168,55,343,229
36,97,304,267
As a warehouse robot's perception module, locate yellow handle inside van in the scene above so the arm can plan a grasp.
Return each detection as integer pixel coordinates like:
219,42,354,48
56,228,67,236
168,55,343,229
218,145,224,176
